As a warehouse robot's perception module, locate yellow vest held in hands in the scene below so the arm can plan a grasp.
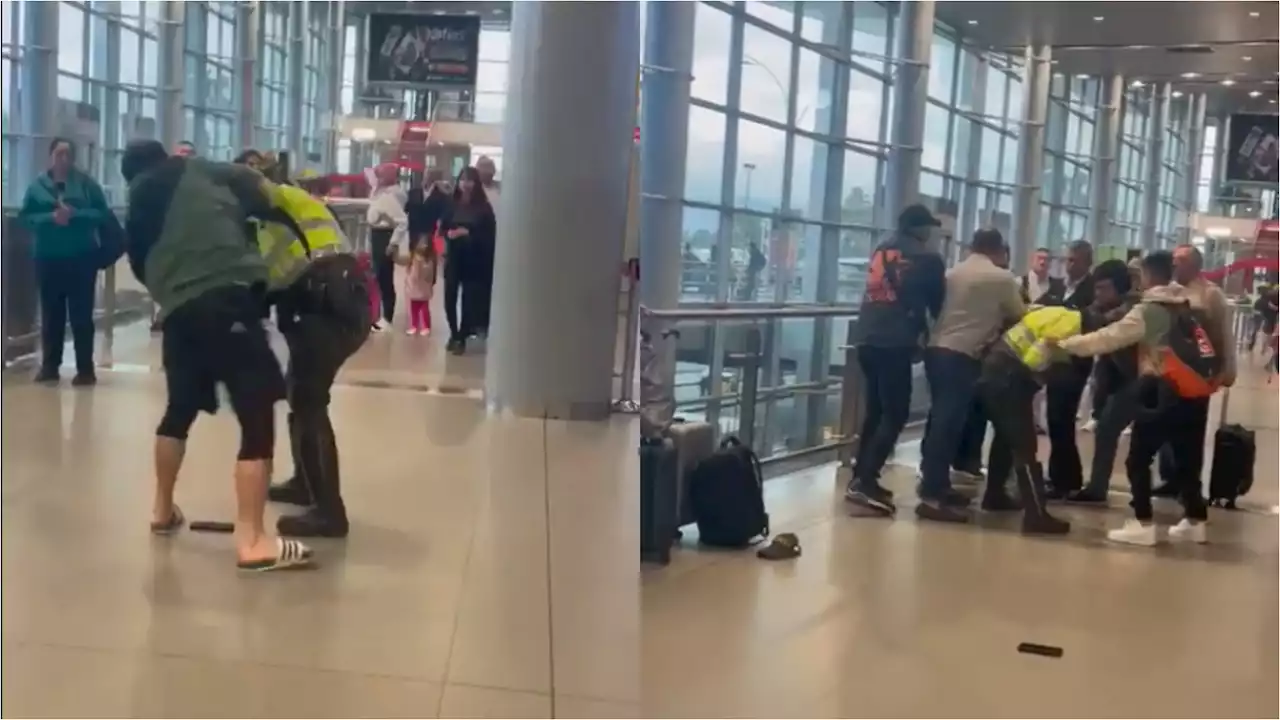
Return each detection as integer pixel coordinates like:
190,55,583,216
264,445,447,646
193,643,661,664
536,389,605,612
1003,306,1082,372
256,184,346,290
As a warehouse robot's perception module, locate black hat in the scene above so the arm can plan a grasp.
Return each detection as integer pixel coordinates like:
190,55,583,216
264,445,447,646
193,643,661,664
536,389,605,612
897,203,941,230
121,139,169,183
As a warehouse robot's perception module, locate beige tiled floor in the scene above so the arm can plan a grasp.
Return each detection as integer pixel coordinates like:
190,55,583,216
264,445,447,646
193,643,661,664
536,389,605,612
643,364,1280,719
1,322,637,718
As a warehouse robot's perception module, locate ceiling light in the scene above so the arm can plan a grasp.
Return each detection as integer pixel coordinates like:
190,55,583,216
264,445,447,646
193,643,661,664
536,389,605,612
1249,90,1262,97
967,19,978,25
1130,80,1145,88
1243,56,1253,62
1271,99,1278,104
1093,16,1105,22
1076,73,1090,79
1221,79,1236,86
1172,91,1184,98
1181,72,1200,79
1249,11,1261,17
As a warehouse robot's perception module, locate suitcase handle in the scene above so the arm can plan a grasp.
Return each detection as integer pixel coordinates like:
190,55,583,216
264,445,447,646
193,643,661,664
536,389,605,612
1217,386,1231,427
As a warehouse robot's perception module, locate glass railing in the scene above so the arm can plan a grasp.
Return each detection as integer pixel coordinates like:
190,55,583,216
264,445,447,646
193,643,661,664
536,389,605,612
642,304,934,469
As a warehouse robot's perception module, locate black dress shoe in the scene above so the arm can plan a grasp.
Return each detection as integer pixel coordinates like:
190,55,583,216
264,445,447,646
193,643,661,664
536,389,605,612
1022,512,1071,535
267,479,313,506
34,367,59,384
71,371,97,387
915,501,970,524
1064,488,1108,505
277,510,349,538
981,493,1023,512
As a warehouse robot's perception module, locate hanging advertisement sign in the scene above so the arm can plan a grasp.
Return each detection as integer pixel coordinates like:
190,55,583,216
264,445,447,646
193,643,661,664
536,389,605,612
1225,113,1279,184
365,13,481,88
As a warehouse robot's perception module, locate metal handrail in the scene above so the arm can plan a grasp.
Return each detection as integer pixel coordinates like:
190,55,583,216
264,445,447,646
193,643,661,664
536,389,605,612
641,304,861,322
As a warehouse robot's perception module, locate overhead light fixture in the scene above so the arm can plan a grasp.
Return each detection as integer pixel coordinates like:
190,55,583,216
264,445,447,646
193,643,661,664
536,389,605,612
1172,91,1184,98
1131,80,1145,88
1243,56,1253,62
1271,99,1278,104
967,19,978,25
1249,10,1261,17
1093,16,1105,21
1249,90,1262,97
1221,79,1236,86
1076,73,1090,79
1181,72,1200,79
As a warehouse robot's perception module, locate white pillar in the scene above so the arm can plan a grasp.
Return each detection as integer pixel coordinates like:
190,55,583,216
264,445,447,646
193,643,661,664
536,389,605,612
486,2,641,420
1089,73,1123,247
1009,43,1051,274
157,1,185,151
882,0,935,221
1140,83,1170,251
17,0,58,190
286,1,307,156
236,1,260,151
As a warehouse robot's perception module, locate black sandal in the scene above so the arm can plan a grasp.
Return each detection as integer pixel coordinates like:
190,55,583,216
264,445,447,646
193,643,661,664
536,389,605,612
237,538,315,572
150,505,186,535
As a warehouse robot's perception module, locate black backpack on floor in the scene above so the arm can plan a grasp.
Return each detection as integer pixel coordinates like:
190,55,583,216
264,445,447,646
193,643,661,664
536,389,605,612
688,436,769,548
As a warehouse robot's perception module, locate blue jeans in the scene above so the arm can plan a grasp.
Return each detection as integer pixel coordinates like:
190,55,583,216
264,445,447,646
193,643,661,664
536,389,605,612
920,348,981,500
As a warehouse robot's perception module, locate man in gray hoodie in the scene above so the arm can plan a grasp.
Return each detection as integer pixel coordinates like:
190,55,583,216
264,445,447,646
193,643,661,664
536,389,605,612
1049,251,1215,547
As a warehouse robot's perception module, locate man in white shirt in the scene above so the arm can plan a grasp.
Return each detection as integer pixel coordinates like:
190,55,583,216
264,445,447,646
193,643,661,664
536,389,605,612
366,163,408,331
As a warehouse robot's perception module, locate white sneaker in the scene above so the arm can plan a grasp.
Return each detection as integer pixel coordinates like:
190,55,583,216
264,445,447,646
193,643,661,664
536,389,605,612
1080,418,1098,432
371,320,387,333
1168,518,1208,544
1107,518,1159,546
406,328,418,336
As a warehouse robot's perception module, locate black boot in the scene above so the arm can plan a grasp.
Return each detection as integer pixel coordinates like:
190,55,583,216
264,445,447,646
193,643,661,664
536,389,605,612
269,413,314,506
277,410,349,538
34,366,59,384
1016,462,1070,535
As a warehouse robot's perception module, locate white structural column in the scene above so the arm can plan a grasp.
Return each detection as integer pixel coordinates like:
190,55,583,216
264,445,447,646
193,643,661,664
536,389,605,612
882,0,935,221
1009,43,1051,273
1088,73,1124,247
286,1,307,156
235,1,260,151
325,0,346,170
1140,82,1171,251
638,0,695,389
156,1,185,151
486,2,641,420
16,0,57,190
1181,92,1208,240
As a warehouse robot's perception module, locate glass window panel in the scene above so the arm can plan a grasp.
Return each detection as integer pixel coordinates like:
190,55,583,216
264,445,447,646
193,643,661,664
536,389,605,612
1000,132,1018,184
474,92,505,124
949,114,973,179
795,48,833,134
220,18,235,58
58,73,83,101
1,57,10,118
928,33,955,103
954,50,982,112
841,150,877,226
745,1,795,32
479,27,510,62
476,60,508,94
919,170,944,201
922,103,949,171
680,205,723,302
985,71,1008,121
58,3,86,75
683,105,727,205
846,68,882,142
142,37,157,88
799,0,841,46
735,120,786,211
740,25,792,123
119,29,141,85
788,134,830,221
851,1,889,59
978,127,1001,183
691,4,731,105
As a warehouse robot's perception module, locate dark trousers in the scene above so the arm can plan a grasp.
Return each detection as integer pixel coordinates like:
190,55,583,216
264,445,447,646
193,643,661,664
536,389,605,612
1125,396,1210,522
1086,381,1139,495
979,354,1051,514
368,228,397,324
443,270,478,341
853,345,916,486
953,398,987,475
1045,361,1092,491
279,256,372,523
919,348,981,499
36,256,98,374
472,262,493,334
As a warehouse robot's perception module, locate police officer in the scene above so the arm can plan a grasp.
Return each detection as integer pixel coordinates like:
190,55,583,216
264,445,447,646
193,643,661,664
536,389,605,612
977,305,1083,535
256,181,372,538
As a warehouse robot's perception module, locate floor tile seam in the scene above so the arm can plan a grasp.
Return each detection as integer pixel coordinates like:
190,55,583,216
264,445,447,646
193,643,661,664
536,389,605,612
433,476,488,718
540,416,559,719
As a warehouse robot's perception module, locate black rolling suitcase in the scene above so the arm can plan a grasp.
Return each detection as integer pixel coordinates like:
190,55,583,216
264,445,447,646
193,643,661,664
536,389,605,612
1208,389,1256,509
641,437,680,565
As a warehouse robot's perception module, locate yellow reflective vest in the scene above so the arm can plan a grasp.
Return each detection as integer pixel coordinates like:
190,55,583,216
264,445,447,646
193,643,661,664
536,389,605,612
1002,305,1082,372
256,184,347,290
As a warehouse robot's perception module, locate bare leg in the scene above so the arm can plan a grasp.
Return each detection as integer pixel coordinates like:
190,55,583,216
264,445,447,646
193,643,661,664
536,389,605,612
233,458,277,562
153,436,185,524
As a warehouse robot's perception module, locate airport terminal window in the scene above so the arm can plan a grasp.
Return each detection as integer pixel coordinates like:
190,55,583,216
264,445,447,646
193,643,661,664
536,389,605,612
840,150,877,227
735,119,787,212
690,4,732,106
684,105,727,205
928,32,956,104
794,48,828,135
739,26,793,125
850,1,890,61
921,102,949,171
797,0,840,46
846,68,884,145
788,134,825,220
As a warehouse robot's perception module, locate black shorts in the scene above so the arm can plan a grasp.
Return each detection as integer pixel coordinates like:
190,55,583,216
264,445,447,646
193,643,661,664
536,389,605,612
161,285,286,416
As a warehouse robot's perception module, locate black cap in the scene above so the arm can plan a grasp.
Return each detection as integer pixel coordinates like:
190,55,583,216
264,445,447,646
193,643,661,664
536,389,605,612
898,203,941,230
121,139,169,184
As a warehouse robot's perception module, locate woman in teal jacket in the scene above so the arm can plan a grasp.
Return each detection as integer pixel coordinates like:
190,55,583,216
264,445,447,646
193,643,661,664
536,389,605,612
18,138,111,385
